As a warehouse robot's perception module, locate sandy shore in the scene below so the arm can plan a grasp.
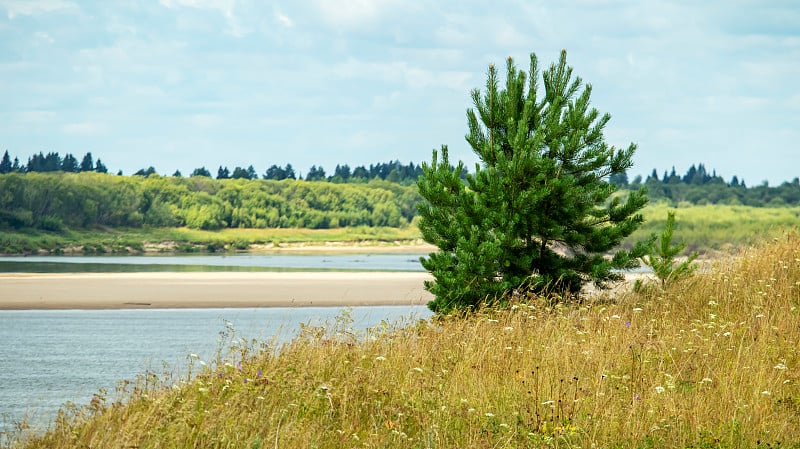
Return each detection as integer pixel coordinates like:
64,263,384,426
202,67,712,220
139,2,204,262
0,272,435,310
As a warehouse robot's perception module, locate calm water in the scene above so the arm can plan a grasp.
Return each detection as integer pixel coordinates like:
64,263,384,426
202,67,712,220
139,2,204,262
0,253,431,439
0,306,431,437
0,253,426,273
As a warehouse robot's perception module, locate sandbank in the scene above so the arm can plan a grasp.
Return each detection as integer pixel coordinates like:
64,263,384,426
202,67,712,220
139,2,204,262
0,272,434,310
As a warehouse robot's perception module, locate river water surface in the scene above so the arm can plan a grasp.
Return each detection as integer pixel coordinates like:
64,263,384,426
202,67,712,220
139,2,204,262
0,253,431,439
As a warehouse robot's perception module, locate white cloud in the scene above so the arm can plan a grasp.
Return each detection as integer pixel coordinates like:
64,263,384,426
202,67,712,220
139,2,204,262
62,122,105,136
18,110,56,123
332,58,471,91
313,0,402,30
1,0,77,19
275,11,293,28
159,0,246,37
33,31,55,44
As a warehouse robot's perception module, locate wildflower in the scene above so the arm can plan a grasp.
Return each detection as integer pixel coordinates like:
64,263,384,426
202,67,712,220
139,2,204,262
375,356,387,362
257,369,262,377
256,396,265,400
542,400,555,406
774,363,788,370
700,378,712,383
189,353,199,359
655,386,665,394
467,408,476,413
499,423,510,429
761,391,771,396
708,300,717,306
487,319,499,323
503,326,514,332
412,367,424,373
199,360,206,366
633,307,643,312
484,412,495,417
611,315,620,319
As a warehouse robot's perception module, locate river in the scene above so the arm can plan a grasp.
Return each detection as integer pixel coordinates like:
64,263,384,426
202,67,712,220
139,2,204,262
0,253,431,439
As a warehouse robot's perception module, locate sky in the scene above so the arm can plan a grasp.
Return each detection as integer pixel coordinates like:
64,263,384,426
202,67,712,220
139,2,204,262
1,1,798,185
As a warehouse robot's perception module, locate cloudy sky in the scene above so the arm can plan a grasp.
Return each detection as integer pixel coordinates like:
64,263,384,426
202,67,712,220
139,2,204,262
1,1,798,184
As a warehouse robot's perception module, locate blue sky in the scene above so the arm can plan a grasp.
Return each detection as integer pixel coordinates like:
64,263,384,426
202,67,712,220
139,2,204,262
1,0,798,184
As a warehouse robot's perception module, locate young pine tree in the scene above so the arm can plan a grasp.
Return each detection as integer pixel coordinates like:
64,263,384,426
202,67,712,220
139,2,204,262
642,211,698,289
417,50,650,314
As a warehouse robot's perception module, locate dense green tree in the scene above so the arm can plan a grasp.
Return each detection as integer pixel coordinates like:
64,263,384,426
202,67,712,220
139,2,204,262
0,151,11,174
264,164,296,180
61,154,79,172
352,165,369,179
95,159,108,173
332,164,351,182
231,166,253,179
418,51,650,314
79,152,94,172
134,167,157,177
191,167,212,177
217,166,230,179
305,165,326,181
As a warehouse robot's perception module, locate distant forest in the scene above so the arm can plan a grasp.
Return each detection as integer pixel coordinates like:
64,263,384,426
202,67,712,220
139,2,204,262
1,150,800,233
611,163,800,207
0,150,425,185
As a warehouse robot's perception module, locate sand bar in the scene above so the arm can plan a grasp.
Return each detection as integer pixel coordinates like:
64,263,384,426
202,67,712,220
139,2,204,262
0,272,434,310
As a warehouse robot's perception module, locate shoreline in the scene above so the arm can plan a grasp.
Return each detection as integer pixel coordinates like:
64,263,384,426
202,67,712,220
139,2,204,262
0,272,435,310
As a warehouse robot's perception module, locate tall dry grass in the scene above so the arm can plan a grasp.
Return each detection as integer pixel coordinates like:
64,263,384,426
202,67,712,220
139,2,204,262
10,233,800,448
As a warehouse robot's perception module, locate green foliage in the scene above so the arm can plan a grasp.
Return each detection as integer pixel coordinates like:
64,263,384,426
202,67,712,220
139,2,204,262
641,211,698,289
0,172,420,234
418,50,650,314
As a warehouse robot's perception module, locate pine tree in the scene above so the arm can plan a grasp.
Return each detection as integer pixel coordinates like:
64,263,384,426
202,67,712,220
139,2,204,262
61,153,79,172
0,150,11,174
417,50,650,314
217,166,230,179
642,211,698,289
95,159,108,173
79,152,94,172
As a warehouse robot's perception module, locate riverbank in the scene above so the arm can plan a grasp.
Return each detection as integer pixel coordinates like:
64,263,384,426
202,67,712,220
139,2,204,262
0,272,434,310
0,226,431,255
0,271,658,310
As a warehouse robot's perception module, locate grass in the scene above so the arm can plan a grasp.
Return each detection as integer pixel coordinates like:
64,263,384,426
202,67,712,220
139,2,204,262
625,202,800,253
2,203,798,255
7,232,800,448
0,226,425,255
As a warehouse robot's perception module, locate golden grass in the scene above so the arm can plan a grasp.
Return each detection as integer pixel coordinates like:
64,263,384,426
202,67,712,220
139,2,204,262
9,233,800,448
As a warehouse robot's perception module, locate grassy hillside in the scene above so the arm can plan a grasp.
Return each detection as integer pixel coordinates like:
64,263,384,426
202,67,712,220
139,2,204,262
623,202,800,253
9,233,800,448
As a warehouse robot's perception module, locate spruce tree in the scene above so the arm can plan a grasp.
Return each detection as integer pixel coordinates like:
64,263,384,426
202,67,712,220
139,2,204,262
0,151,11,174
79,152,94,172
417,50,650,314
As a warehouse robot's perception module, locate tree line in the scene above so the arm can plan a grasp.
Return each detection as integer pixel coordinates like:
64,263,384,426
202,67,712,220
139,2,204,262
0,172,420,232
0,150,424,185
612,163,800,207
